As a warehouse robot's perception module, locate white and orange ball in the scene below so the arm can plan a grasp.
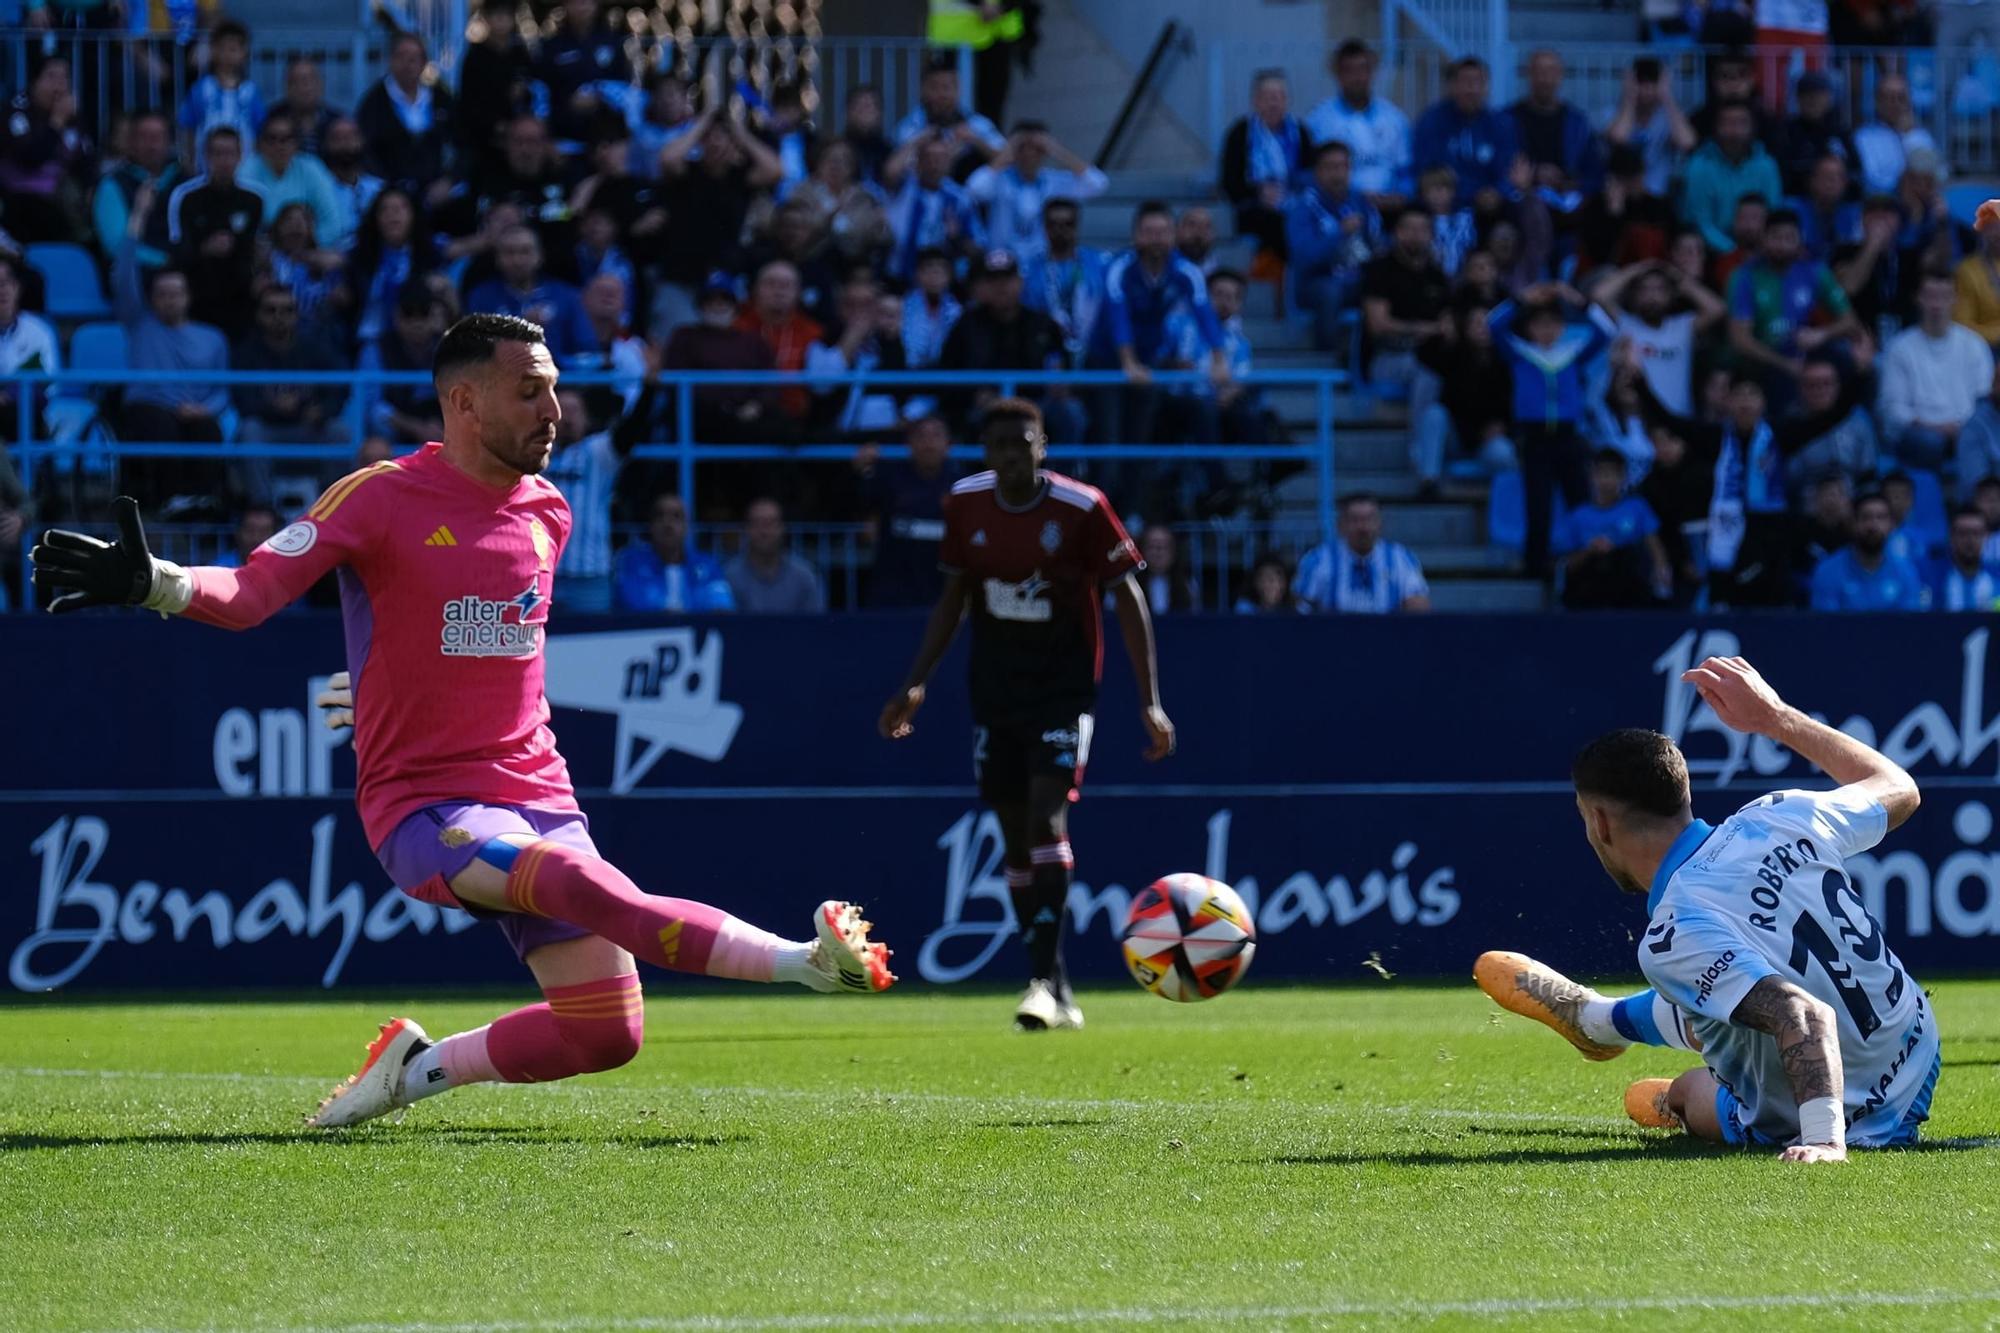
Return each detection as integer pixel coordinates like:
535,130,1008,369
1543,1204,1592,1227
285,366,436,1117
1120,873,1256,1002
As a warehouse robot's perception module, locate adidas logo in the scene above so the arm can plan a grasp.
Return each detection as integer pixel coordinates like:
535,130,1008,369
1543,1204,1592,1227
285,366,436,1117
424,526,458,547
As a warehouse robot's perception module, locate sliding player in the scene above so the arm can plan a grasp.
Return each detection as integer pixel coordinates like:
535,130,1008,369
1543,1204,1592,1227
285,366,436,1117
1477,656,1937,1161
32,315,893,1128
879,399,1173,1031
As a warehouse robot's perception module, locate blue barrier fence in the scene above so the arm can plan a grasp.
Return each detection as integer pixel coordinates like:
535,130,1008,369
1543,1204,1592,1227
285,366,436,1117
7,613,2000,993
6,365,1348,607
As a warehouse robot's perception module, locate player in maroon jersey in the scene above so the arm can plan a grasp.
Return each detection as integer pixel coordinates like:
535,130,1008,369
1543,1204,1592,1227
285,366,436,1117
879,399,1174,1029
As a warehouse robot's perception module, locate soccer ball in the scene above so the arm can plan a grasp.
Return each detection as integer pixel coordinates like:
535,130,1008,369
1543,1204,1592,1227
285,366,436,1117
1120,874,1256,1002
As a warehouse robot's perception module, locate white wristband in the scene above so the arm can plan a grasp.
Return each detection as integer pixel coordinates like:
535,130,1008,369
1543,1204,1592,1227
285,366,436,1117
142,559,192,614
1797,1095,1844,1149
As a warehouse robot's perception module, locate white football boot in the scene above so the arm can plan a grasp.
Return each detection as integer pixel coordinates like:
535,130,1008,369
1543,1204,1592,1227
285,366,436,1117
306,1017,430,1128
808,900,896,993
1014,979,1085,1031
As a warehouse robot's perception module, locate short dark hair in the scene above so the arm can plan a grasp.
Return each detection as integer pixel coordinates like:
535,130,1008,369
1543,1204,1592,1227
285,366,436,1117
1011,118,1049,135
433,313,546,387
1133,200,1174,229
204,125,242,149
1592,447,1629,470
1572,729,1690,819
1765,207,1802,231
1449,56,1487,77
1855,490,1893,516
1334,39,1373,63
1953,504,1988,526
211,18,249,45
1311,140,1352,166
1882,468,1913,490
1209,267,1247,289
1337,491,1380,512
923,55,958,79
982,398,1045,449
1735,192,1770,214
1043,196,1080,221
1978,476,2000,495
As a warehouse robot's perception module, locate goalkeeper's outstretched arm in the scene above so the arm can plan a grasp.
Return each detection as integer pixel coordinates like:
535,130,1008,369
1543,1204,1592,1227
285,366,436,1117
33,474,378,627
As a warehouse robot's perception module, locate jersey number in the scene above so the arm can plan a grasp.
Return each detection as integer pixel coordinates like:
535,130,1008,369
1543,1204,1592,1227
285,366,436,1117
1785,869,1905,1039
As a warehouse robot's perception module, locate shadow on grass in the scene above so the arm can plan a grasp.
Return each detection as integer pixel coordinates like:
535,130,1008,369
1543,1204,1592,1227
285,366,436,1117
1265,1134,1996,1167
971,1118,1105,1130
0,1126,753,1151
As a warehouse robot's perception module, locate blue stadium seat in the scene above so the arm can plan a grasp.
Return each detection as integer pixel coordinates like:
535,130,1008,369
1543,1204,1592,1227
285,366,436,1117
24,243,112,321
1947,182,1994,231
1487,471,1571,552
1488,470,1525,550
1908,468,1949,547
67,321,128,374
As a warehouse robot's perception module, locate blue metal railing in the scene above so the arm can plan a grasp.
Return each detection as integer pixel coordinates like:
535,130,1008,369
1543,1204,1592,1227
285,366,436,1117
6,366,1347,609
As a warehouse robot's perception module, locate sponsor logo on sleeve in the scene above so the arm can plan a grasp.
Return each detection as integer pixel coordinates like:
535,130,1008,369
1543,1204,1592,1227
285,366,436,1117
1693,950,1737,1008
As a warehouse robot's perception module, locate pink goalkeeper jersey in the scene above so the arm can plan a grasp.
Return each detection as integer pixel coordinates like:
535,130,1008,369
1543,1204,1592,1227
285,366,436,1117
184,444,578,846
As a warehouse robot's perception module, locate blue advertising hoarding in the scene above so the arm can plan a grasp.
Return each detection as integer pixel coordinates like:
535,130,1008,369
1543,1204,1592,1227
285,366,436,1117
7,613,2000,991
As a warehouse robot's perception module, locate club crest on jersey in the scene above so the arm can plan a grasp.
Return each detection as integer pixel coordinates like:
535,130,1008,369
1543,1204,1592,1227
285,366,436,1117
528,517,553,568
983,572,1051,622
1040,520,1062,554
440,581,549,657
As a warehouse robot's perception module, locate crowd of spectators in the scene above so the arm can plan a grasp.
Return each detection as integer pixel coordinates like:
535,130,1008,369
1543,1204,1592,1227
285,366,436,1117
5,7,2000,614
1218,37,2000,611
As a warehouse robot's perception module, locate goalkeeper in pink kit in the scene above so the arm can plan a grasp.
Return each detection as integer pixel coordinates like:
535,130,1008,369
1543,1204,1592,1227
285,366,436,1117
31,315,895,1128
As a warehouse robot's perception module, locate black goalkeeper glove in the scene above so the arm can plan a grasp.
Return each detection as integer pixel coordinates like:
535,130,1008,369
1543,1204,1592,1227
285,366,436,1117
32,495,159,614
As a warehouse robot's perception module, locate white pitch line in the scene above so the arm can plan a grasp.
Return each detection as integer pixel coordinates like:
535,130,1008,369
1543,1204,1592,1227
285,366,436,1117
140,1287,2000,1333
0,1067,1631,1130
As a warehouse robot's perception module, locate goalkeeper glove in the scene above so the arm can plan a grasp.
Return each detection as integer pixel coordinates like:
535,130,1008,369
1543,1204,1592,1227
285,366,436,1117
32,496,191,614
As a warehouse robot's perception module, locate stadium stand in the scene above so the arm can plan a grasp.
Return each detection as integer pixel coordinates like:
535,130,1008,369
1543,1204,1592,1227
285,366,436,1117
4,0,2000,614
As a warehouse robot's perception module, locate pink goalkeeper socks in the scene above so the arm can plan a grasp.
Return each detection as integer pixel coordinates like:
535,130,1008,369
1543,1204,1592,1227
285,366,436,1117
421,973,647,1091
503,838,792,981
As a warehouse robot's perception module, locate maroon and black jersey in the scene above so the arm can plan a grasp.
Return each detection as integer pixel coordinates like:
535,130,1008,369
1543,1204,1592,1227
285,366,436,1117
939,469,1141,723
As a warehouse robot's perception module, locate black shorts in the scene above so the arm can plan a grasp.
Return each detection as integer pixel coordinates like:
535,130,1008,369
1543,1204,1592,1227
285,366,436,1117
972,712,1095,805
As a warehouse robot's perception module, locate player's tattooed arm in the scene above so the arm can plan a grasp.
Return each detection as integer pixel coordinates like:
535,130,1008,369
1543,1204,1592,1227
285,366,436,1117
1730,975,1845,1160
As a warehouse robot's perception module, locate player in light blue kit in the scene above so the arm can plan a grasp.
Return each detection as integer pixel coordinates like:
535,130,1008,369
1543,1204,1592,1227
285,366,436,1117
1477,655,1936,1163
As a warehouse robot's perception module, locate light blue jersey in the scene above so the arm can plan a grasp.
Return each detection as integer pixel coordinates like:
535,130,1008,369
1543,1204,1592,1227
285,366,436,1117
1639,786,1939,1147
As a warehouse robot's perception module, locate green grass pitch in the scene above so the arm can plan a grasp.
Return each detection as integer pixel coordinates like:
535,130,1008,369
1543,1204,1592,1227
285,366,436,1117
5,981,2000,1331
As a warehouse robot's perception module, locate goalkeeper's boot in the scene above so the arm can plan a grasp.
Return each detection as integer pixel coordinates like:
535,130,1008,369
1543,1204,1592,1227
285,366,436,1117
1473,950,1627,1061
306,1017,430,1129
1625,1078,1680,1129
804,900,895,993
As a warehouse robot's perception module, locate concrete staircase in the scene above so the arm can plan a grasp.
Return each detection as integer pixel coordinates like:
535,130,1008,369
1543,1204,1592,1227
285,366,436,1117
1003,0,1209,172
1506,0,1641,49
1078,171,1548,612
